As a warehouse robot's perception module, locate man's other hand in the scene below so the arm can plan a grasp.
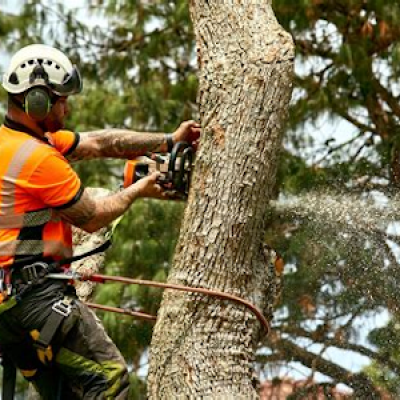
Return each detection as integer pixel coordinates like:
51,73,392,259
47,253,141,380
172,120,201,151
134,172,168,199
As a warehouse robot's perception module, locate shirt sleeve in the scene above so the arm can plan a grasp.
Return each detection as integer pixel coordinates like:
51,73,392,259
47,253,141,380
49,130,80,156
25,152,83,209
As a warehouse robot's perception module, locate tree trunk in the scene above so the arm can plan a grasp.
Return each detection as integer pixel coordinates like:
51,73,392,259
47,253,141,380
148,2,294,399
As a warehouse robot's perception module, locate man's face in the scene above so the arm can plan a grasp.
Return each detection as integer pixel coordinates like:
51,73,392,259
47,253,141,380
44,96,69,132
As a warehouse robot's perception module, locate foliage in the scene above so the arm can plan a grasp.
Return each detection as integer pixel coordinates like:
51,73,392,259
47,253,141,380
365,318,400,396
274,0,400,185
94,199,184,369
267,0,400,393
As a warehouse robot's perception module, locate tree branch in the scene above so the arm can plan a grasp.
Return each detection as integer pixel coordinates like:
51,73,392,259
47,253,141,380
272,337,382,396
372,77,400,119
278,325,400,375
332,105,378,135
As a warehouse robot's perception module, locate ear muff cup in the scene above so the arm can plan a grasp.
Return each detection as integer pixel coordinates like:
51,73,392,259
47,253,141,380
24,88,51,121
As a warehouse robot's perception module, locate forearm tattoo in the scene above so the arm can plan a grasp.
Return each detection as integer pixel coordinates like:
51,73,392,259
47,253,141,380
59,186,140,232
58,190,96,227
68,129,168,161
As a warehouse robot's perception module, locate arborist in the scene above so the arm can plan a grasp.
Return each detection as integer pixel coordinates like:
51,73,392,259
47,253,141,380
0,44,201,399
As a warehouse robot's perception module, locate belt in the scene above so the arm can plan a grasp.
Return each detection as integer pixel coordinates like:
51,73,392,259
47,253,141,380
0,262,53,313
1,261,74,360
2,261,66,309
11,261,52,287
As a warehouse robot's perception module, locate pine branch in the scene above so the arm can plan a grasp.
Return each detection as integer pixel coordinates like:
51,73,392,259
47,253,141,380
287,383,339,400
332,105,377,135
372,77,400,119
347,140,369,164
273,337,382,396
312,132,365,165
278,325,400,375
295,38,336,59
36,2,106,49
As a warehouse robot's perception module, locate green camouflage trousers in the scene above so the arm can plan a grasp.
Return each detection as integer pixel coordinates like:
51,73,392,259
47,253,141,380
0,280,129,399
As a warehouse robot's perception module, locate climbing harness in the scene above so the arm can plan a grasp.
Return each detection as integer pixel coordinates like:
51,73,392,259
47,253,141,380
0,238,112,400
124,141,194,198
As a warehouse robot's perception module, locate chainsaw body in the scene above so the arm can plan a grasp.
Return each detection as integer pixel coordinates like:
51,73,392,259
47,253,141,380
123,142,194,198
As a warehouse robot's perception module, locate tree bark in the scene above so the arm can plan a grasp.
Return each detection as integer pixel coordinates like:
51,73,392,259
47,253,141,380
148,1,294,399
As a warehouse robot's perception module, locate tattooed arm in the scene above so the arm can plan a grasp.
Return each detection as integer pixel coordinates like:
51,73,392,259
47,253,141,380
68,129,169,162
58,172,166,233
67,121,201,162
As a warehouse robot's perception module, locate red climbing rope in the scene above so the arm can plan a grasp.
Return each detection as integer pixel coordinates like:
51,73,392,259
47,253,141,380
81,273,269,334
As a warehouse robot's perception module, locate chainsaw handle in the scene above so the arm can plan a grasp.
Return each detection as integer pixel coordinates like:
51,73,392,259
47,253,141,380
179,146,193,194
168,142,193,193
123,142,194,196
167,141,189,183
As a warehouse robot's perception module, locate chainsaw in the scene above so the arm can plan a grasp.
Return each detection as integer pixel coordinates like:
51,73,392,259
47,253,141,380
123,141,194,199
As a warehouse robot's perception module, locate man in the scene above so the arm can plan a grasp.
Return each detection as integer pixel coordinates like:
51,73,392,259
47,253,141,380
0,44,200,399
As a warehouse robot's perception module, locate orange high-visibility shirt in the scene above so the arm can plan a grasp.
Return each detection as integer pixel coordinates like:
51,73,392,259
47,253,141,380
0,123,83,268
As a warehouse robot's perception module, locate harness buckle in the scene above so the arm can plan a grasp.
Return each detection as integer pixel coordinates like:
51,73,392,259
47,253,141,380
21,262,48,284
51,298,73,318
0,268,12,304
0,269,5,292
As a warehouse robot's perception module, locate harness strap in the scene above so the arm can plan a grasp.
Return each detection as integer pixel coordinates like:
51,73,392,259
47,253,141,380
33,297,74,353
51,238,112,269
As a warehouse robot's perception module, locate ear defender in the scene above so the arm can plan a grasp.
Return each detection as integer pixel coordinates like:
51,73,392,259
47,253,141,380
24,88,51,121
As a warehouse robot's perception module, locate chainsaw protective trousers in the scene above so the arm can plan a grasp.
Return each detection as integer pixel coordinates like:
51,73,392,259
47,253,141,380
0,280,129,399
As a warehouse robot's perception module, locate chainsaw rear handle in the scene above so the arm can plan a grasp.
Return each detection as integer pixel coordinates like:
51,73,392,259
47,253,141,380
123,160,149,188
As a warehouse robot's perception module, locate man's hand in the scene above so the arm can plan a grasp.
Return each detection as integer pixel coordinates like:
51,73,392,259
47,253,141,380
59,173,169,234
134,172,168,200
172,120,201,151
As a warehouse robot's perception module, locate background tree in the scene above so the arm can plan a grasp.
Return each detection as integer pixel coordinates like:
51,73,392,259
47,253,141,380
265,1,400,397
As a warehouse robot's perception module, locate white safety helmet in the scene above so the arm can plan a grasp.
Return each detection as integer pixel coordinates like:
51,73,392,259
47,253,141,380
2,44,82,96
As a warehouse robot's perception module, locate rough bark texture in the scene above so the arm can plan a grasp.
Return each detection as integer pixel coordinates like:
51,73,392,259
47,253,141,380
148,1,294,399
